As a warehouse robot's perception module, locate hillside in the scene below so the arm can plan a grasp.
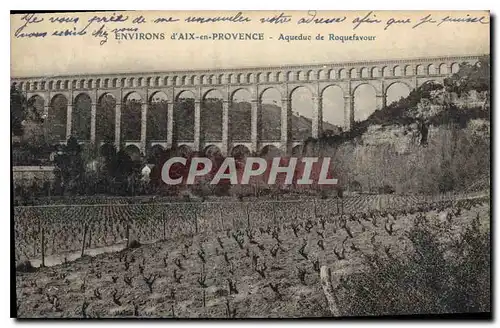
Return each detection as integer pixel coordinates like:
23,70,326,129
172,100,338,142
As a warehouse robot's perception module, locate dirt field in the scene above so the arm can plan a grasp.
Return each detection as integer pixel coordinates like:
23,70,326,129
15,197,490,318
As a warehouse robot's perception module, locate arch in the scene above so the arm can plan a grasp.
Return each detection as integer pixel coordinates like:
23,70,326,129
177,144,193,158
439,63,448,75
338,69,347,79
121,92,142,141
71,80,77,89
371,67,380,78
174,90,196,142
385,81,411,106
72,93,92,140
260,145,282,158
318,69,328,80
95,79,101,89
353,83,377,122
172,76,179,86
230,88,252,141
256,72,264,83
393,65,403,77
230,144,251,160
416,64,425,75
277,72,285,82
124,144,141,161
360,67,369,78
451,62,460,74
203,144,222,158
428,64,437,75
236,73,244,84
190,76,196,85
287,71,295,82
48,81,54,90
40,81,46,90
404,65,413,76
33,82,39,91
381,66,390,77
298,71,307,81
201,89,224,142
329,69,336,80
308,70,317,81
147,144,165,163
266,72,272,82
290,86,313,141
420,79,444,88
48,94,68,140
27,94,45,120
349,68,357,79
54,80,61,89
154,77,161,87
148,91,168,141
231,74,238,84
247,73,254,83
260,88,282,141
79,79,85,89
96,93,116,142
321,85,345,128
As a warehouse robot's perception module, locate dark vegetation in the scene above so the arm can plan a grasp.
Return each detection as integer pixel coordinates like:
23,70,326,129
337,212,490,316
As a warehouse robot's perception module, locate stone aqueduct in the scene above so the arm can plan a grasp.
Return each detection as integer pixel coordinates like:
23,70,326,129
12,54,482,156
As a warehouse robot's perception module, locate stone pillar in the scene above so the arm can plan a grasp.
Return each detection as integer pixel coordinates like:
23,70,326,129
376,94,386,111
221,100,229,156
167,101,174,149
66,103,72,140
90,102,97,144
312,95,323,138
194,99,201,151
281,97,291,154
344,96,354,131
140,102,148,154
115,102,121,150
251,99,260,153
412,67,419,89
43,104,50,141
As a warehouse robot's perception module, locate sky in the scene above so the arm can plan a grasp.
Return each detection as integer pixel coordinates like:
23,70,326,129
10,10,490,125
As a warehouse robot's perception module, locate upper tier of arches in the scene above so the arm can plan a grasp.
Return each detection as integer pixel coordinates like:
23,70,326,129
12,56,480,93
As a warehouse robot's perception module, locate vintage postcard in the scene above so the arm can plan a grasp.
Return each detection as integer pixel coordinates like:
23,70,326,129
11,10,490,318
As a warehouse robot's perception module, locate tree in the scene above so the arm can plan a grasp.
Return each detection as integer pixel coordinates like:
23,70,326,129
53,136,85,195
11,83,27,136
444,56,490,97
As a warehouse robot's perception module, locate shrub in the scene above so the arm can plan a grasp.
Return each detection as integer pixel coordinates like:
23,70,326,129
335,217,490,316
128,239,141,249
16,260,36,273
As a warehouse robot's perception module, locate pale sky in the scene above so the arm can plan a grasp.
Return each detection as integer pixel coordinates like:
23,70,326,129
11,10,489,77
10,10,490,125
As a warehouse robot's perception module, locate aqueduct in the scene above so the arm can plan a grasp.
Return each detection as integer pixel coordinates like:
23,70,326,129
11,54,482,156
